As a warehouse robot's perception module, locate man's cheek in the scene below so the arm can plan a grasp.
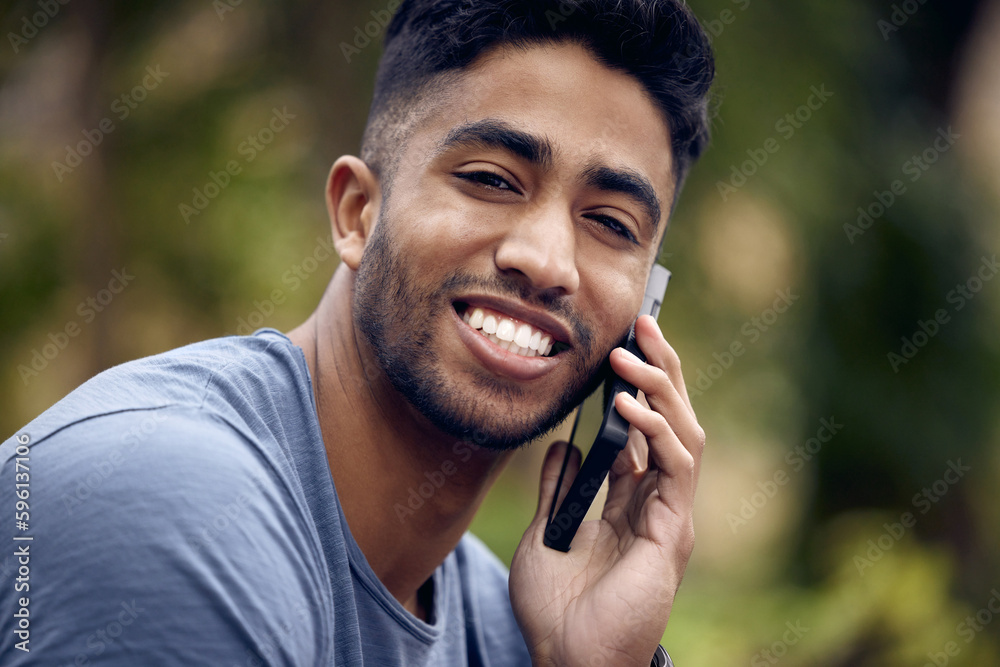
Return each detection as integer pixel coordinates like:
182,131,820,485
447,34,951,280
597,299,641,344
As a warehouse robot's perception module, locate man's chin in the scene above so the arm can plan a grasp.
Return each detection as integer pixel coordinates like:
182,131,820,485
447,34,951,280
438,418,563,453
417,378,600,452
418,402,564,452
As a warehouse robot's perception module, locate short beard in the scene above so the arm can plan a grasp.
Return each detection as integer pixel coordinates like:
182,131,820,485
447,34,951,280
352,212,610,451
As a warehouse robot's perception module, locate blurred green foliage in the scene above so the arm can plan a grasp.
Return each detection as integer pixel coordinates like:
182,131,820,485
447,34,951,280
2,0,998,664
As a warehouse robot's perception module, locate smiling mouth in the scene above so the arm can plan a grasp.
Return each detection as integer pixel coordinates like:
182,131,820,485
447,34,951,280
454,303,570,358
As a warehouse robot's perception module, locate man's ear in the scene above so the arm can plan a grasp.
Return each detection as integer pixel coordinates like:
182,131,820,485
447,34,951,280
326,156,381,270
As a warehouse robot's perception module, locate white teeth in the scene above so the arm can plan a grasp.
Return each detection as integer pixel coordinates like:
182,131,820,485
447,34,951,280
496,319,515,342
539,335,552,356
514,324,532,348
463,305,561,358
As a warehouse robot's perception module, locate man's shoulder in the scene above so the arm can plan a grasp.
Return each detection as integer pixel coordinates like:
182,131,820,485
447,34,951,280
0,340,334,663
0,406,335,664
16,404,276,510
0,328,320,537
6,329,310,453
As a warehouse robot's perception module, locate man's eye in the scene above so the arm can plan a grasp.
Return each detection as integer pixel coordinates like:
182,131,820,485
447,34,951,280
588,215,637,244
457,171,516,192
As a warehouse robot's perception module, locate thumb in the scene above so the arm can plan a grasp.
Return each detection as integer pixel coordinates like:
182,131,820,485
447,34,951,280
531,440,582,527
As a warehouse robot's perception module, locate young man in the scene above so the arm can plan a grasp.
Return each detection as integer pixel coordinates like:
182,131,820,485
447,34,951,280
1,1,713,664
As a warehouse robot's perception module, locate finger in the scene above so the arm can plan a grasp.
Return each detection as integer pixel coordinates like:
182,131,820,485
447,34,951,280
531,440,582,528
605,418,649,519
609,401,648,481
614,391,697,516
609,347,705,481
634,315,695,414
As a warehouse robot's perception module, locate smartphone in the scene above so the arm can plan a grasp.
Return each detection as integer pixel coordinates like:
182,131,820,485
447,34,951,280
543,264,671,552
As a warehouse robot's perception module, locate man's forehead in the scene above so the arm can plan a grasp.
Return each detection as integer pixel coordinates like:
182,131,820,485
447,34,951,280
449,44,670,153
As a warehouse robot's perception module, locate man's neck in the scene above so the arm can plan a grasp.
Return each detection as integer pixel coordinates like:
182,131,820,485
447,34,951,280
287,267,513,620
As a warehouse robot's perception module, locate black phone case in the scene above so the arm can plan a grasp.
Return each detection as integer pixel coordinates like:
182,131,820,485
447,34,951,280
544,264,671,552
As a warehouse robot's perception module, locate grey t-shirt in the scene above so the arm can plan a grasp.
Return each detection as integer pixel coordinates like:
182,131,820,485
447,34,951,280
0,329,531,666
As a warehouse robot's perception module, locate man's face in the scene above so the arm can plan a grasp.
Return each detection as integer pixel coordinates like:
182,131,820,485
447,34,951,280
353,41,675,450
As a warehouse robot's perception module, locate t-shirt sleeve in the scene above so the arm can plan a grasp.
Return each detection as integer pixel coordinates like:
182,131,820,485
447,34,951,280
0,407,333,666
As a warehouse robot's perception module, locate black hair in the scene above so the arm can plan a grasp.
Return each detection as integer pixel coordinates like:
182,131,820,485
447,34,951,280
362,0,715,198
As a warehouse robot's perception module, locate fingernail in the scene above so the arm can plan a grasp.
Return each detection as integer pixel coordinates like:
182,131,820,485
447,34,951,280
619,391,639,406
618,348,644,365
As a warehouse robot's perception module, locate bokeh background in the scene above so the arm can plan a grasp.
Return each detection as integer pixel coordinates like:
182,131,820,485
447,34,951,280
2,0,999,664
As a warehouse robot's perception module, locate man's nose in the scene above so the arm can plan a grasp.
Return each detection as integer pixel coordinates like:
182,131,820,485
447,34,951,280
493,205,580,295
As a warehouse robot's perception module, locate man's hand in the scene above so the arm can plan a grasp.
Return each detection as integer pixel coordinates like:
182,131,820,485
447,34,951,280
509,315,705,667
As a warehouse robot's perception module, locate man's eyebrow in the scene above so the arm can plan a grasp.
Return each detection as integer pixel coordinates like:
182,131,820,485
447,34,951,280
580,162,662,234
436,119,553,168
436,119,662,232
